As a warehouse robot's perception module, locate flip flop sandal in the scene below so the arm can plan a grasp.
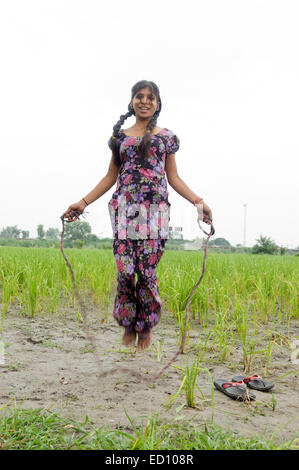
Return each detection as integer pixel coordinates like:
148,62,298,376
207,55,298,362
232,374,275,392
213,379,256,401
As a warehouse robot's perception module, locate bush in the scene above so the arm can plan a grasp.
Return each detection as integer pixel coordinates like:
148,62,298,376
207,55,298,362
252,235,277,255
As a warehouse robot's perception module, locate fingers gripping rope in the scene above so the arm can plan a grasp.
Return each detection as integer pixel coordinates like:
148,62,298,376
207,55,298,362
60,209,215,382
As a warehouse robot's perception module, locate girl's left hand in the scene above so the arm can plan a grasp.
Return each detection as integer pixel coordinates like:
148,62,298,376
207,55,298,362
196,201,213,225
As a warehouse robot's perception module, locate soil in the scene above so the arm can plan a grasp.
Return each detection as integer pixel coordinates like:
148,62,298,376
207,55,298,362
1,304,298,444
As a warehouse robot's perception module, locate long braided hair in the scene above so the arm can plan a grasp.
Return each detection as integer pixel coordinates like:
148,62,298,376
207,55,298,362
109,80,162,166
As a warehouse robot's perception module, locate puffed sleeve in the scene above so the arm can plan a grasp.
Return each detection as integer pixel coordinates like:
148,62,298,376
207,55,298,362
108,136,113,150
166,132,180,157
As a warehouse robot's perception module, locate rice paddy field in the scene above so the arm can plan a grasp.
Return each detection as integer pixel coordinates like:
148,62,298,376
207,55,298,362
0,245,298,450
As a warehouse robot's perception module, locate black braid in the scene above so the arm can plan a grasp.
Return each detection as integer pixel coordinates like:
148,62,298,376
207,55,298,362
110,109,134,167
139,110,160,161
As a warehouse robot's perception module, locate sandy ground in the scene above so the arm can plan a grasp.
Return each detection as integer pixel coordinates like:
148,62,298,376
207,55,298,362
1,303,298,445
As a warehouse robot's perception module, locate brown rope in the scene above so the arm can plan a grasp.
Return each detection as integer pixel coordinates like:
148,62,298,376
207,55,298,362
60,209,215,382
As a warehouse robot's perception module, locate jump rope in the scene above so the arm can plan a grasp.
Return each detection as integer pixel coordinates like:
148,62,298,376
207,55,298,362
60,208,215,382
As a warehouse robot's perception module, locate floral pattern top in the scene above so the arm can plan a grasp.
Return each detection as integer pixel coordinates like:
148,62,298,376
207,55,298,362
108,128,180,239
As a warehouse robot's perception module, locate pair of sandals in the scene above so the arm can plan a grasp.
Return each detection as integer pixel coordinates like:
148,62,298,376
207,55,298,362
214,374,275,401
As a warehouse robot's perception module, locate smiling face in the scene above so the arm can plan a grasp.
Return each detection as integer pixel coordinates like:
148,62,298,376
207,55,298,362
131,86,159,119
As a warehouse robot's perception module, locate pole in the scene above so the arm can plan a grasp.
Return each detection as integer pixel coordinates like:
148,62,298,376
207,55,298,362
243,203,247,247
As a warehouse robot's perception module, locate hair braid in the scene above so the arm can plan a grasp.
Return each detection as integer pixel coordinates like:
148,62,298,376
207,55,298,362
110,108,134,166
139,110,160,160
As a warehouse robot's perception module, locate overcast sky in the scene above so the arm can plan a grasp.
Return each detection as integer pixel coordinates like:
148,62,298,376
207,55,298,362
0,0,298,247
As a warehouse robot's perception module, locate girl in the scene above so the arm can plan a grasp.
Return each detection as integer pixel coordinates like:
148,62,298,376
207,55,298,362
64,80,213,351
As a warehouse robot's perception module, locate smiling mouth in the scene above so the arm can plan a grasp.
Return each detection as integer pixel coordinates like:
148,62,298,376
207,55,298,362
139,107,150,110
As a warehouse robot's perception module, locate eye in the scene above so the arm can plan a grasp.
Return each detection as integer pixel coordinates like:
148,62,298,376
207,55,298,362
136,93,155,100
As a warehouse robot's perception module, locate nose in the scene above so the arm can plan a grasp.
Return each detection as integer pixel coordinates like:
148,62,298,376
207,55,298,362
140,94,152,105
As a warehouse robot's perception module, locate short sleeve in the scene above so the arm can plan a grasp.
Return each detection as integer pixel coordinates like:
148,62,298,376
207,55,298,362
108,136,113,150
166,132,180,157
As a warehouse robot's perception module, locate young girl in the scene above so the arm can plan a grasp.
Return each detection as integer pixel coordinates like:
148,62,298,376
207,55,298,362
64,80,213,351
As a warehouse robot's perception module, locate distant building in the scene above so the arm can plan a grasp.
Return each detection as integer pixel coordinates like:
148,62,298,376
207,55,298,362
169,226,183,240
184,237,203,250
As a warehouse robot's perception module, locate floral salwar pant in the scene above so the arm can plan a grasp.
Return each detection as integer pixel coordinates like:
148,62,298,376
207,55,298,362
112,238,166,335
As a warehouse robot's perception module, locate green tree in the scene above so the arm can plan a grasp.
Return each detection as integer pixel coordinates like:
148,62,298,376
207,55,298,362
0,225,21,238
63,221,92,244
213,237,231,246
252,235,277,255
86,233,99,243
45,227,60,240
37,224,45,240
21,230,30,239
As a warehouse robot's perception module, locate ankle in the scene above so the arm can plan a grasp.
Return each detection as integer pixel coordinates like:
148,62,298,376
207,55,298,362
124,327,136,335
138,330,151,339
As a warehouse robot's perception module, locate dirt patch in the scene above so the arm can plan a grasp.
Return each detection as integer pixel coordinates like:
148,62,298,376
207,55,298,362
1,305,298,443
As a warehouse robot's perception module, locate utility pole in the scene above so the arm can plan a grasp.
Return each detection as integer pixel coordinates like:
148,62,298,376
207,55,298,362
243,203,247,248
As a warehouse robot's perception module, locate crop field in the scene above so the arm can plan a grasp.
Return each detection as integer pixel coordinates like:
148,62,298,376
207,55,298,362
0,245,298,450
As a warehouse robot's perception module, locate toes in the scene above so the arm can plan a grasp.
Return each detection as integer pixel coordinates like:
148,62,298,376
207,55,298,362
122,331,136,347
137,332,152,351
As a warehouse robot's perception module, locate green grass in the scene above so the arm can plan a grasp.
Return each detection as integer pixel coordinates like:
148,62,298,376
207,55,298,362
0,246,298,372
0,405,297,450
0,247,298,322
1,247,298,326
0,246,116,318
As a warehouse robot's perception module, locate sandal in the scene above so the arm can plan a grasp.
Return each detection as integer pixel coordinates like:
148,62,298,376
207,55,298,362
214,379,256,401
232,374,274,392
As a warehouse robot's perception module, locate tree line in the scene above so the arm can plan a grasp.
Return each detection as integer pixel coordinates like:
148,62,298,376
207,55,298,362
0,223,297,254
0,223,106,249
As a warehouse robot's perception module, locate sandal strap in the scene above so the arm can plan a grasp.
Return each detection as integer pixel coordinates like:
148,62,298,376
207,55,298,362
244,374,267,388
223,381,246,390
243,374,262,383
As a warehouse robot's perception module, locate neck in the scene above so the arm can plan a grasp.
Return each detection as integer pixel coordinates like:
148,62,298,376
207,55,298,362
134,117,153,130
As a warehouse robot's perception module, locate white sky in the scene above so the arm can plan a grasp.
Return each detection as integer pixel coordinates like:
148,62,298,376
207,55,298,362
0,0,298,247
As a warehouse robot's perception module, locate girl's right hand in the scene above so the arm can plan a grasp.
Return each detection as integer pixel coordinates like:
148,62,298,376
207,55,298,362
195,200,215,235
196,201,213,225
62,200,87,222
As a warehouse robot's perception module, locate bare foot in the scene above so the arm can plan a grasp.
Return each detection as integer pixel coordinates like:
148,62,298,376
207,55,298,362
122,330,136,348
137,331,152,351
